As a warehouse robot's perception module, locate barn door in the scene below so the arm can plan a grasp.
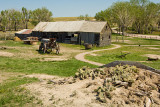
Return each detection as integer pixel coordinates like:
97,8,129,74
94,33,100,45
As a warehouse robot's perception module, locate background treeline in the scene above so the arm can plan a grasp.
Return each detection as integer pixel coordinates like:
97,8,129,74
95,0,160,35
0,7,52,32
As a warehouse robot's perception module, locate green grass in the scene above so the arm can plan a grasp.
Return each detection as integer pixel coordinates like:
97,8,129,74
52,17,94,22
85,46,160,70
0,40,33,47
60,43,85,49
0,57,97,77
112,33,160,45
60,43,113,50
0,77,39,107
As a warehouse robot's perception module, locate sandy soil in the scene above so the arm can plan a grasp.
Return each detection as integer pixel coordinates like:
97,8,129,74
25,68,160,107
25,75,105,107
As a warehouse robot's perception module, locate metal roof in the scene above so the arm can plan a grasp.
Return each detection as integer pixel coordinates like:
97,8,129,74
15,29,32,34
32,21,107,33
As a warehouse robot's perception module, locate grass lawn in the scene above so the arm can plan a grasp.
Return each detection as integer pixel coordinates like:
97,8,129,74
85,46,160,69
112,33,160,45
60,43,113,50
0,40,33,47
0,77,41,106
0,57,97,77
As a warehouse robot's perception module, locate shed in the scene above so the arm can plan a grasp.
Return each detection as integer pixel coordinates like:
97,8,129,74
32,21,111,46
15,29,32,40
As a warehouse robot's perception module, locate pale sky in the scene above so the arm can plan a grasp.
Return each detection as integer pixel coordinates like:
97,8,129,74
0,0,159,17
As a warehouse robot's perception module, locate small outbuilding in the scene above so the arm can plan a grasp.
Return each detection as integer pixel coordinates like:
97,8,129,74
32,21,112,46
15,29,32,40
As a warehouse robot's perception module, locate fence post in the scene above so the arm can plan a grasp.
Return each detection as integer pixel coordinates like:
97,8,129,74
5,34,6,40
122,36,124,43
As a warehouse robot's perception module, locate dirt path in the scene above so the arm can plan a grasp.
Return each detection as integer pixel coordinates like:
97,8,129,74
75,44,121,66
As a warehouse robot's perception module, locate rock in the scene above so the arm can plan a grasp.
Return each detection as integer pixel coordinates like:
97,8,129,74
125,100,130,104
152,98,160,105
70,91,77,97
112,81,128,88
144,97,151,107
112,81,122,86
49,80,57,84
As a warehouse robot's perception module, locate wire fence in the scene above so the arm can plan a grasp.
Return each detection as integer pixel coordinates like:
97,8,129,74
126,34,160,40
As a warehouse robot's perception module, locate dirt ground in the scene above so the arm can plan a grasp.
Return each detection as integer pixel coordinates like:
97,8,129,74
0,41,4,44
24,68,160,107
0,44,85,61
25,74,105,107
0,51,14,57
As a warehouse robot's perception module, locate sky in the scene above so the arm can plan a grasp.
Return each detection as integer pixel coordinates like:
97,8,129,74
0,0,159,17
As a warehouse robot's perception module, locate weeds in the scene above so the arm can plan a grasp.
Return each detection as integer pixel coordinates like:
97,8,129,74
0,77,40,106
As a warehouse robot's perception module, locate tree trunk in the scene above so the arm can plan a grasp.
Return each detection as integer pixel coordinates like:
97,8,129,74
15,21,17,31
4,26,6,32
119,25,121,35
122,25,125,36
25,21,28,29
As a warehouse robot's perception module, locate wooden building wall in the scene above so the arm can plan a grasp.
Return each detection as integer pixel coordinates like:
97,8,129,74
99,23,111,46
32,23,112,46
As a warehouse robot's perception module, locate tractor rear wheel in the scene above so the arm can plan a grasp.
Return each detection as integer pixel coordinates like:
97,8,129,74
39,43,43,51
43,44,47,54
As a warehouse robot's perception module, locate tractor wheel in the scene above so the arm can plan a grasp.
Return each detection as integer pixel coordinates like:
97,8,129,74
39,43,43,51
56,49,59,55
43,44,47,54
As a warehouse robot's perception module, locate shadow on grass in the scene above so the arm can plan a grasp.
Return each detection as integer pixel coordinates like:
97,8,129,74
36,50,63,56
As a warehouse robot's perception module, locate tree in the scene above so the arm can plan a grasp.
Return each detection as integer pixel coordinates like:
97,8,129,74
31,7,52,26
111,2,134,35
22,7,31,29
95,8,114,26
95,0,160,34
78,15,84,20
1,10,9,32
9,9,22,31
78,14,90,21
131,0,159,34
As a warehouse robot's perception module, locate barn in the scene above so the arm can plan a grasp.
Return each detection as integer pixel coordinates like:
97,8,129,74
15,29,32,40
32,21,111,46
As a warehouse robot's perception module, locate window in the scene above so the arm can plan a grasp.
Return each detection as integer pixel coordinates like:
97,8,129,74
106,26,108,30
109,35,111,39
